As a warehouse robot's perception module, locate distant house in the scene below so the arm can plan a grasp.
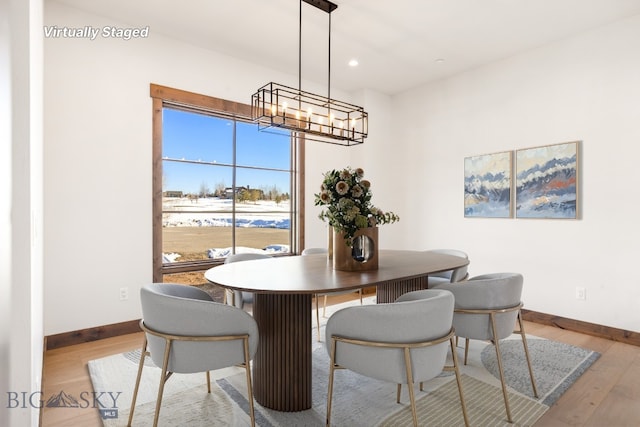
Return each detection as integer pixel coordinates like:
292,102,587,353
221,186,265,200
223,186,246,198
163,190,183,198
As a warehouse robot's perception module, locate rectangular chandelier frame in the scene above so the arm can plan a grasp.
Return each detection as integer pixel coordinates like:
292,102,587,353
251,0,368,146
252,82,368,146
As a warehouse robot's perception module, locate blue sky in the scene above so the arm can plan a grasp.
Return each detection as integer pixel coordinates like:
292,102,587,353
162,108,291,194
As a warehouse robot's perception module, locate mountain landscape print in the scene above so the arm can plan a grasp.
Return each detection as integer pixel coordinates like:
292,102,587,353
464,151,512,218
516,141,578,219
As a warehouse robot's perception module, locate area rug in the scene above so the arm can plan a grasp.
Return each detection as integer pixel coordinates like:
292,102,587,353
88,298,599,426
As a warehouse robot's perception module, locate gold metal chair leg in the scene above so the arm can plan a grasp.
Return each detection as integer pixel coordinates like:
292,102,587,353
316,295,321,342
397,383,402,403
450,337,470,427
243,338,256,427
490,314,513,423
206,371,211,393
153,338,173,427
359,289,363,305
127,336,148,427
323,294,328,317
403,347,418,427
326,338,337,427
518,311,539,397
464,338,470,365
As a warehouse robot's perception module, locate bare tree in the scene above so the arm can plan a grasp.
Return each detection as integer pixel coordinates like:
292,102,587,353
199,181,210,198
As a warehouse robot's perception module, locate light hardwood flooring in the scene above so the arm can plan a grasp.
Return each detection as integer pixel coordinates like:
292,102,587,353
41,301,640,426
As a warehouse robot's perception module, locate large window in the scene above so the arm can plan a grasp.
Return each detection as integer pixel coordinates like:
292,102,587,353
151,85,304,280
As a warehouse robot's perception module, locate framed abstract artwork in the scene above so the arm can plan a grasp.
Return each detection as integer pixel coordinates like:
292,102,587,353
464,151,512,218
515,141,579,219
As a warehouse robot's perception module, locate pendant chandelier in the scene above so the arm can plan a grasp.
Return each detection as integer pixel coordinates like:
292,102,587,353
251,0,368,146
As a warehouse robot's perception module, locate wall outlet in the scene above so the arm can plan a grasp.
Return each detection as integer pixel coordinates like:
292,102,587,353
575,286,586,300
119,287,129,301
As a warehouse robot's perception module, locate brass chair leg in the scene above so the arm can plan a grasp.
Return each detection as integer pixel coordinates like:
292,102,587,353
397,383,402,403
153,338,173,427
326,338,337,427
518,311,539,397
206,371,211,393
403,347,418,427
243,338,256,427
323,294,328,317
359,289,363,305
490,313,513,423
449,337,470,427
127,336,148,427
464,338,470,365
316,295,321,341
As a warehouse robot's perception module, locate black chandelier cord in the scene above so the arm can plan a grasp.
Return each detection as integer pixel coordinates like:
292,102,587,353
328,12,331,106
298,0,333,106
299,0,302,94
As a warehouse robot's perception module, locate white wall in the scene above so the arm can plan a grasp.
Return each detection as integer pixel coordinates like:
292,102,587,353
392,14,640,332
2,0,44,426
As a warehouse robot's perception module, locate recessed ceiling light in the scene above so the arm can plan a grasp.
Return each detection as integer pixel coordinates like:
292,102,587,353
348,59,359,67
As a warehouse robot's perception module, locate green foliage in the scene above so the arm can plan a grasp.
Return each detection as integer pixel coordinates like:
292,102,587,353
314,167,399,245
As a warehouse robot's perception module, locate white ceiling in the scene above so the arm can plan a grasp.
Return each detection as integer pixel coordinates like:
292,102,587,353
51,0,640,95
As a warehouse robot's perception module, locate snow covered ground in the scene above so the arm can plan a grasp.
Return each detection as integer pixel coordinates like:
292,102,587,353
163,197,290,229
163,197,291,260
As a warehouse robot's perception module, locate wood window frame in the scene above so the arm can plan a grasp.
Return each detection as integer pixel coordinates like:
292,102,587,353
150,84,305,281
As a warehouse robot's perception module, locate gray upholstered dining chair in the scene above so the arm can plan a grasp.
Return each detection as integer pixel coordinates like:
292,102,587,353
223,252,271,311
435,273,538,423
301,247,363,341
128,283,259,427
425,249,469,288
325,289,469,427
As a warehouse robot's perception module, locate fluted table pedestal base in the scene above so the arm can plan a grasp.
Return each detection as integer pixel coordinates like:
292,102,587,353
252,293,312,411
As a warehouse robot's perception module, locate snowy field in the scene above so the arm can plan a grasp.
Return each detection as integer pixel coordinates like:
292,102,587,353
163,197,291,261
163,197,290,228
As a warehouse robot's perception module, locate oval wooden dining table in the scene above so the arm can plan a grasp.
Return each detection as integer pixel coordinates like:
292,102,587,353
204,249,468,412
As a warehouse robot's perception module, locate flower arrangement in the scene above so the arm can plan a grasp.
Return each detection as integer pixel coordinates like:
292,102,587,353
314,167,399,245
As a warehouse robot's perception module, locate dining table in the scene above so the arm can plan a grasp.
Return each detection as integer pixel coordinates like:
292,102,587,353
204,249,469,412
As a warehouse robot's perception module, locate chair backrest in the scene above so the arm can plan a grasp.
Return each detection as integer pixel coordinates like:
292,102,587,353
224,252,271,264
425,249,469,282
224,253,271,308
140,283,259,373
301,247,328,255
435,273,523,341
326,289,454,384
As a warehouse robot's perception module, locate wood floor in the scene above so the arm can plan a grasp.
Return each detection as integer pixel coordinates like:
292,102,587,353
41,303,640,426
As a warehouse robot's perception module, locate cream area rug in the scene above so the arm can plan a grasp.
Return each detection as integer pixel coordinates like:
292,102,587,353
87,297,599,426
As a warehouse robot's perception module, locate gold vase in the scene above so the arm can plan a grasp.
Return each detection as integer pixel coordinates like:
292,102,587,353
332,226,379,271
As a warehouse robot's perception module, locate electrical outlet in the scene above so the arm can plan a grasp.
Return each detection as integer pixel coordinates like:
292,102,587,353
119,287,129,301
575,287,586,300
